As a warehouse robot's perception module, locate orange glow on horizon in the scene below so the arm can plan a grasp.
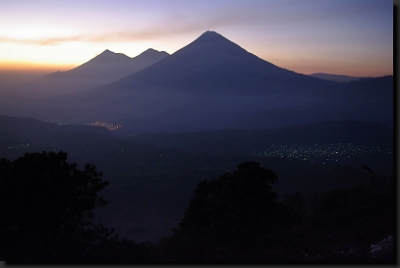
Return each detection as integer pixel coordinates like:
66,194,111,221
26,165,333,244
0,61,76,72
0,46,391,78
0,55,392,78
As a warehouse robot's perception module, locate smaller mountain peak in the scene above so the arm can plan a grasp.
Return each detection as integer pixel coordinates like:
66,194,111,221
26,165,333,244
101,49,114,54
136,49,170,59
86,49,130,64
141,48,159,55
95,49,118,58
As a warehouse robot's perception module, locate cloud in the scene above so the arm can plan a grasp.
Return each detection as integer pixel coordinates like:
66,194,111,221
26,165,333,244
0,1,391,47
0,27,187,46
0,5,266,46
0,11,232,46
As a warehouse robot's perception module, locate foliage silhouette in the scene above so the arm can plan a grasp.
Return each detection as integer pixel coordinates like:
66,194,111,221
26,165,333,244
0,151,110,261
163,162,302,261
268,186,395,262
1,151,392,262
156,163,394,262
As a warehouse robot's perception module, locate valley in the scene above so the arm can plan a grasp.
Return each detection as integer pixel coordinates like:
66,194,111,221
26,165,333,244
0,115,393,242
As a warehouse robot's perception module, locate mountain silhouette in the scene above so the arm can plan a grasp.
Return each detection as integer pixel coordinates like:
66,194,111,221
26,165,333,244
108,31,334,94
21,48,169,99
13,31,392,134
49,48,169,80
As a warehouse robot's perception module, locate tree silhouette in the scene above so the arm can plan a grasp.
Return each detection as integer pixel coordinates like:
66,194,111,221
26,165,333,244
284,186,395,261
166,162,301,261
0,151,109,261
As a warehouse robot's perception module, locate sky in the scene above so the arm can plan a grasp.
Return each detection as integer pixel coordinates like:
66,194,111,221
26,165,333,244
0,0,393,77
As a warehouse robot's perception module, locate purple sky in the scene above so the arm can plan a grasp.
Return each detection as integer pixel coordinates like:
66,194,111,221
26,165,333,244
0,0,393,77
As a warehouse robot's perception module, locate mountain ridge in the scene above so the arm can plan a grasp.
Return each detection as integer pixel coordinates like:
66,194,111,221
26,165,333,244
103,30,335,94
20,48,170,99
309,73,372,83
45,48,170,79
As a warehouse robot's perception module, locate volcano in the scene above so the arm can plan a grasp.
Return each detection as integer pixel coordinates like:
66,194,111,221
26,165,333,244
107,31,333,95
21,31,392,134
